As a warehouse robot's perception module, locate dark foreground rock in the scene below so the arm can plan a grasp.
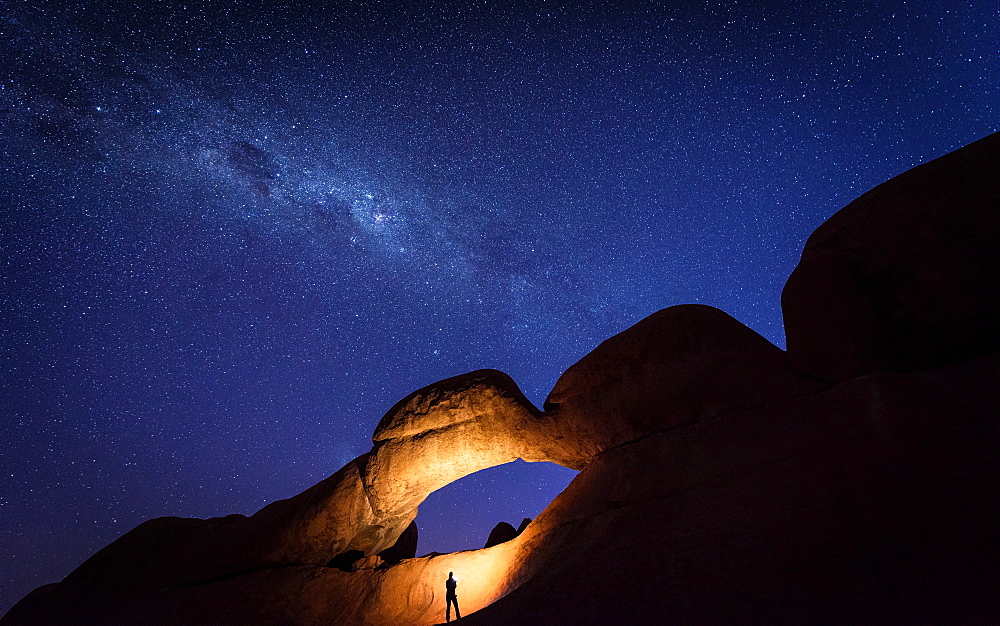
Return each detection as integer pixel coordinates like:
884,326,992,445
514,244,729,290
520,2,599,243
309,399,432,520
782,131,1000,381
541,303,824,467
462,353,1000,624
5,131,1000,625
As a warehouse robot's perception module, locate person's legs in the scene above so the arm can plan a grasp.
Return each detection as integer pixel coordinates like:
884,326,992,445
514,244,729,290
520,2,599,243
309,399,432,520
455,596,461,620
446,597,451,623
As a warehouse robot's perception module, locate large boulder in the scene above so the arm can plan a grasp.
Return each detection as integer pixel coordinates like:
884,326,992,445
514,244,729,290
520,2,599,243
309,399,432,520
542,304,823,467
2,310,823,624
462,353,1000,624
483,522,519,549
782,131,1000,381
3,370,556,620
361,370,555,519
9,354,999,625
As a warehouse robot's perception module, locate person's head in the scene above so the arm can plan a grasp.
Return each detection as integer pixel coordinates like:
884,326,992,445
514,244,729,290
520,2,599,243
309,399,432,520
449,572,454,578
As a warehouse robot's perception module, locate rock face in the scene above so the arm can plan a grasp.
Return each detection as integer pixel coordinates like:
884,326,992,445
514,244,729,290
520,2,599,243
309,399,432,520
463,354,1000,624
782,131,1000,381
361,370,552,519
542,304,823,467
5,131,1000,625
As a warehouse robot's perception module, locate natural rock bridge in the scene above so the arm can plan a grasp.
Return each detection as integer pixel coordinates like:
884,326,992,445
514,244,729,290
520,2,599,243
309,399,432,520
6,131,1000,624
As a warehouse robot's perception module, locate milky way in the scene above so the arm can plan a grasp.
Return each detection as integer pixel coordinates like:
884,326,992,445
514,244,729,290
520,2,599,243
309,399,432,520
1,0,997,612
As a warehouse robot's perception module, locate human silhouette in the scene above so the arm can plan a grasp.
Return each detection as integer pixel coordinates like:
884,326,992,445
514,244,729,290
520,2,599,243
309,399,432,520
445,571,461,622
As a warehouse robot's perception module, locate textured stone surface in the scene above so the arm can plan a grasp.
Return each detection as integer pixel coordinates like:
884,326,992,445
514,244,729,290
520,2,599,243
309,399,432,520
10,354,999,625
4,307,822,624
783,131,1000,381
360,370,555,519
3,370,554,620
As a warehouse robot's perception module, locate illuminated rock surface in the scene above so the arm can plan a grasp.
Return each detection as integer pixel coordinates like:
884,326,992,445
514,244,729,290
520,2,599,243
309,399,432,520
5,132,1000,624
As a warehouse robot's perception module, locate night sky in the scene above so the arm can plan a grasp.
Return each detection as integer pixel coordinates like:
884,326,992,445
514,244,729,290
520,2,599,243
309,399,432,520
2,0,997,613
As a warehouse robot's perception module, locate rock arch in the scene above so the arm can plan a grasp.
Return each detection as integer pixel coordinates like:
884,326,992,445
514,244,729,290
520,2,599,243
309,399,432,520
21,304,821,621
255,368,562,565
251,305,822,568
7,132,1000,626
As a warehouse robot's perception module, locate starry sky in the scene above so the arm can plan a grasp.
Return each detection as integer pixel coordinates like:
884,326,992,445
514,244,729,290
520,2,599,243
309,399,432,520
1,0,997,613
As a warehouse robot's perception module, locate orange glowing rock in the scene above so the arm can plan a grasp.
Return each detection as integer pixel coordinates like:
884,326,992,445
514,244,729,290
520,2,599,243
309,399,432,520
361,369,549,520
3,306,823,625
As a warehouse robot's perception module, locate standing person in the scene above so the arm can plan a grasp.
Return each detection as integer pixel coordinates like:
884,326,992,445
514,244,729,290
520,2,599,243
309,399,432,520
445,571,461,622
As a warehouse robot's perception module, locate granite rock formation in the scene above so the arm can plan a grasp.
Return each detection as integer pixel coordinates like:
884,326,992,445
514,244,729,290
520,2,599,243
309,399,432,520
542,303,823,466
5,131,1000,625
484,522,518,549
782,131,1000,381
463,353,1000,624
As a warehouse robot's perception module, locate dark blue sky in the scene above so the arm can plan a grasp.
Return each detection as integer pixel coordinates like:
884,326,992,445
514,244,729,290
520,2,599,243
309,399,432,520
1,0,997,613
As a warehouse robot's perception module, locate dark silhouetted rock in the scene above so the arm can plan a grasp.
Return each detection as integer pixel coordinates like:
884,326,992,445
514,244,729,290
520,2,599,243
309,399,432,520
326,550,364,572
541,304,824,467
783,131,1000,381
377,520,418,565
483,522,518,549
461,353,1000,624
515,518,531,534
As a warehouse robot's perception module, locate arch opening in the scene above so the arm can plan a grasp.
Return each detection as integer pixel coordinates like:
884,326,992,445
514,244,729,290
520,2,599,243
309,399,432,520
414,459,578,556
